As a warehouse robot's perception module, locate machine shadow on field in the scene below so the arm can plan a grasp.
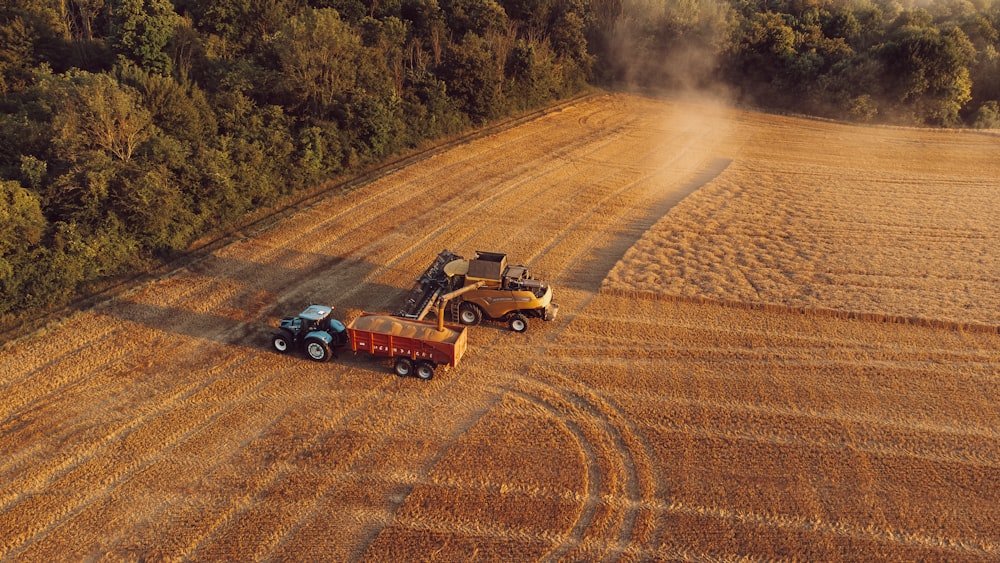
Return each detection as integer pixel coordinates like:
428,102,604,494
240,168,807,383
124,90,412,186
562,158,732,293
102,252,413,349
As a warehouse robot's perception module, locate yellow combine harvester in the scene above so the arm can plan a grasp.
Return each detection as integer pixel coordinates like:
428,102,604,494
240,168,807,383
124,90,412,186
395,250,558,332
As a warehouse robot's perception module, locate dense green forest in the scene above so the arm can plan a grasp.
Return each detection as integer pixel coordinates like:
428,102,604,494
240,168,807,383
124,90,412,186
2,0,999,324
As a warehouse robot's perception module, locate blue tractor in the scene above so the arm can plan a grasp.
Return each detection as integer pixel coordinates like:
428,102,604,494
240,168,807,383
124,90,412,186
271,305,349,362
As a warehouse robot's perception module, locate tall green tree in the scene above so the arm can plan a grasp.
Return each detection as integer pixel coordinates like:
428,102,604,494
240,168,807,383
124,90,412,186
877,23,975,124
269,8,364,120
49,70,153,163
0,12,35,93
441,32,505,121
110,0,180,75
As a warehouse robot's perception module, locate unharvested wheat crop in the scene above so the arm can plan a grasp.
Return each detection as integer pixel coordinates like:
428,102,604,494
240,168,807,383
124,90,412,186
606,111,1000,328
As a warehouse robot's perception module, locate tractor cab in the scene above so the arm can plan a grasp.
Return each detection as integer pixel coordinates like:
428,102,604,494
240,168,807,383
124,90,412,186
273,305,348,361
280,304,333,335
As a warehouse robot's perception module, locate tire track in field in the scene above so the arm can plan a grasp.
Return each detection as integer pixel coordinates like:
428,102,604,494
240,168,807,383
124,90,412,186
0,331,191,508
1,349,260,558
267,386,508,561
181,371,412,559
0,315,121,386
0,317,233,498
506,371,657,561
3,269,255,463
15,351,380,560
91,365,404,560
185,369,505,561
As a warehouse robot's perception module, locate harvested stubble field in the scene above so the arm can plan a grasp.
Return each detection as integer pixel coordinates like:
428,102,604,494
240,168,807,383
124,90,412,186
2,93,999,561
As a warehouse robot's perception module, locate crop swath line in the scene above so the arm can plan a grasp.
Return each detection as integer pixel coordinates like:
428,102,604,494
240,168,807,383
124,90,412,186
567,309,1000,355
471,360,656,559
177,373,406,559
514,342,1000,378
0,331,196,503
640,403,1000,469
0,349,261,559
0,318,235,498
182,367,502,560
267,378,484,560
642,497,1000,560
0,327,130,434
88,364,401,559
0,315,122,385
23,356,391,559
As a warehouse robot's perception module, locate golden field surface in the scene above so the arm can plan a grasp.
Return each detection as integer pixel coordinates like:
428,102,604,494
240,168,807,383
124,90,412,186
1,93,998,561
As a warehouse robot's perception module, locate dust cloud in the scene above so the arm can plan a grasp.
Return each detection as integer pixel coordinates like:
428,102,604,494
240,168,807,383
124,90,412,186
599,0,734,105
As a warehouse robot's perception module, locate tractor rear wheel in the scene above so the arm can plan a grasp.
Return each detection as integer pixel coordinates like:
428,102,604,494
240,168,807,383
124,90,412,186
304,337,331,362
394,357,413,377
415,361,435,380
509,313,528,333
272,331,293,353
459,303,482,326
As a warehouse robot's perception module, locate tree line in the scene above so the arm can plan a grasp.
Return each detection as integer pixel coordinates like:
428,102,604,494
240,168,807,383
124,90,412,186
2,0,998,324
596,0,1000,126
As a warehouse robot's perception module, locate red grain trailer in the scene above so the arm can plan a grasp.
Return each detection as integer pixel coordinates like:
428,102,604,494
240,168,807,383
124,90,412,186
346,313,468,380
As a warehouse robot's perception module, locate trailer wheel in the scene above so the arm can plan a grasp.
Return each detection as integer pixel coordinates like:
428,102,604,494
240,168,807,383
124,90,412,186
415,361,435,380
394,357,413,377
305,337,331,362
272,331,293,353
509,313,528,333
459,303,482,326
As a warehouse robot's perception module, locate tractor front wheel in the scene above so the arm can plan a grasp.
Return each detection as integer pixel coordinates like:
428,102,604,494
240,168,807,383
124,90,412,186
272,331,293,353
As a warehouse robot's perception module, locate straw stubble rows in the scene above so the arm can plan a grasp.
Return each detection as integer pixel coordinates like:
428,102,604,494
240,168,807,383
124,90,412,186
1,94,998,560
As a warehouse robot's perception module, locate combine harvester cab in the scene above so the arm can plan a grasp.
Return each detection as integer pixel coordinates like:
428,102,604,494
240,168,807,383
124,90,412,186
395,250,558,332
271,305,466,380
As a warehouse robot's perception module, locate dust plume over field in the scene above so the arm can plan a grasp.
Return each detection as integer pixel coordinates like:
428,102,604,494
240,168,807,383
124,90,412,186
596,0,733,100
1,93,998,561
